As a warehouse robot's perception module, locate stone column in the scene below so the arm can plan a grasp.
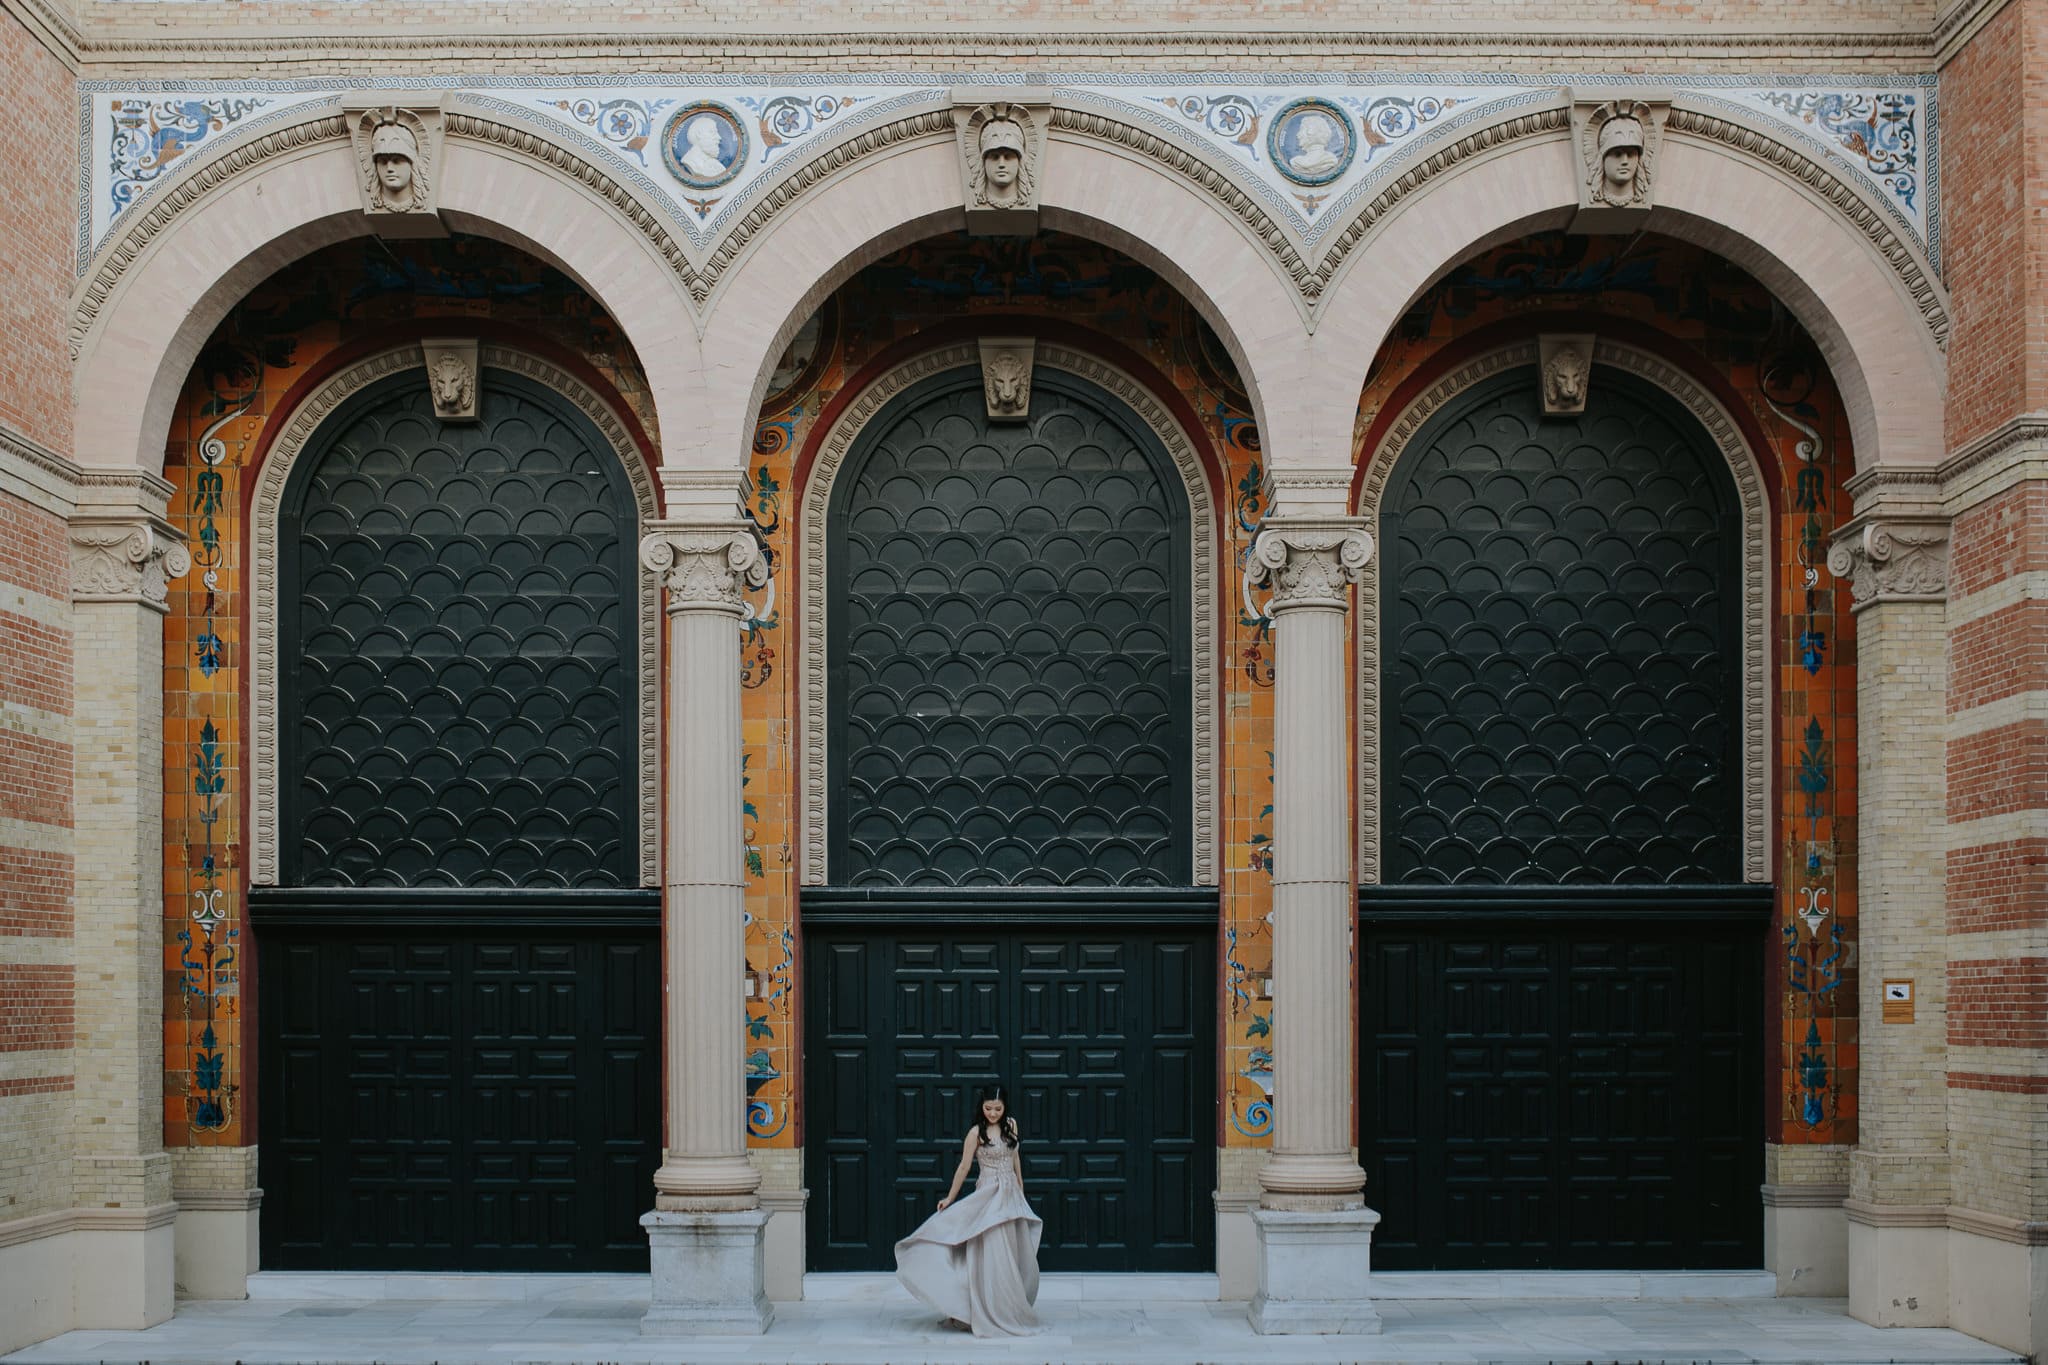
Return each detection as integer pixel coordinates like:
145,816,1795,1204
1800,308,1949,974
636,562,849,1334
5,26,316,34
637,521,773,1336
1827,511,1953,1329
1243,517,1380,1336
67,490,189,1329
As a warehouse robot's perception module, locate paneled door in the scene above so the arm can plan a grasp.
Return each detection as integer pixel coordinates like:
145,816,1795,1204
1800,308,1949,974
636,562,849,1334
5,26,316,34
803,917,1215,1271
807,363,1214,1272
255,365,658,1270
1364,364,1766,1270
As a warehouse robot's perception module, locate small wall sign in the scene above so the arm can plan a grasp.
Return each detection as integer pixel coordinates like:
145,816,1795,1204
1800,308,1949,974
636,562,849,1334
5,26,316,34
1881,978,1915,1024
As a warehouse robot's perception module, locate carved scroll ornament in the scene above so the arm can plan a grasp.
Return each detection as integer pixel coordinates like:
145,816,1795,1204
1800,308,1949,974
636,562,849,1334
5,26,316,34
641,525,772,614
1248,520,1375,611
1825,519,1950,610
69,519,191,611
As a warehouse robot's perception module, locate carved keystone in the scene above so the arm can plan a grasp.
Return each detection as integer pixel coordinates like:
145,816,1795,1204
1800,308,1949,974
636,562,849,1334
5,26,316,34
342,93,448,237
1568,91,1670,234
978,337,1036,421
951,90,1050,237
420,338,480,422
1539,333,1596,415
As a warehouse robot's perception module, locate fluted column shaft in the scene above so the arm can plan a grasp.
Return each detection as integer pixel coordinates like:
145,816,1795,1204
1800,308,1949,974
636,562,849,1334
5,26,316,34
1248,519,1373,1211
642,524,769,1211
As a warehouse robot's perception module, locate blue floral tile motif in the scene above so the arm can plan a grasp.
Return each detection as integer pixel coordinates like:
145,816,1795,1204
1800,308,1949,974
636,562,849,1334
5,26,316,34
1753,91,1919,209
107,97,272,222
544,95,676,166
1733,86,1934,257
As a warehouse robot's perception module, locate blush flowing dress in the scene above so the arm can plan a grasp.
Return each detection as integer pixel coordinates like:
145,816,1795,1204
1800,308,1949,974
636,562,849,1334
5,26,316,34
893,1136,1045,1337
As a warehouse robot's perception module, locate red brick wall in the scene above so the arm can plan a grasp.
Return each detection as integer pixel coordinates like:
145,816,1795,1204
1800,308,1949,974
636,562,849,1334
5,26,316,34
1948,839,2048,935
1941,0,2044,450
1952,482,2048,599
1947,720,2048,823
0,965,74,1052
0,13,74,455
1948,957,2048,1049
1949,600,2048,711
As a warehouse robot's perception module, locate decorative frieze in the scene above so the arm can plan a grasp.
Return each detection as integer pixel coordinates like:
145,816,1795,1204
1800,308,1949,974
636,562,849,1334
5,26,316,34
1826,519,1951,610
69,518,190,611
1247,520,1374,612
641,525,772,614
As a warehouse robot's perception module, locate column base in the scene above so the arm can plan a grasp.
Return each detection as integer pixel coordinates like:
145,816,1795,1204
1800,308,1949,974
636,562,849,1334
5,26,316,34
1246,1205,1382,1335
1763,1183,1848,1297
640,1209,773,1336
1846,1202,1949,1328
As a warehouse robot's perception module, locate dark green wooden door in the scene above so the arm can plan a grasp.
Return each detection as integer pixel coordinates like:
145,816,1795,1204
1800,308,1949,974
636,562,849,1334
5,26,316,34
806,367,1213,1270
1363,365,1765,1269
803,913,1214,1271
255,368,658,1271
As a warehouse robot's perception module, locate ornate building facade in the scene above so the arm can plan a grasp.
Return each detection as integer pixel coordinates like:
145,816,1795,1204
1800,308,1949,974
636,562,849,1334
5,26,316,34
0,0,2042,1354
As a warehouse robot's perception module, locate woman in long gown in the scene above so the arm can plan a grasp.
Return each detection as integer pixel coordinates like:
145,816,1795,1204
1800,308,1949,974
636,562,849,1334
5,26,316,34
894,1084,1046,1338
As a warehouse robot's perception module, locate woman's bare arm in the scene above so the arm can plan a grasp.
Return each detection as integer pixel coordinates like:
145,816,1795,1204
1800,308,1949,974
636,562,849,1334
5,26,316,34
937,1130,976,1210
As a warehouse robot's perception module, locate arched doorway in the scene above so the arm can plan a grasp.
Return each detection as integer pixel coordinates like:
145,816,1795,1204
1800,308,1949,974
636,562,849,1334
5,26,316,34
253,362,661,1271
802,362,1216,1272
1360,361,1768,1270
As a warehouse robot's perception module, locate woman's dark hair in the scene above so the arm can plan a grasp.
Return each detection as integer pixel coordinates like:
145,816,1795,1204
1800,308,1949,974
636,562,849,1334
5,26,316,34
975,1083,1020,1148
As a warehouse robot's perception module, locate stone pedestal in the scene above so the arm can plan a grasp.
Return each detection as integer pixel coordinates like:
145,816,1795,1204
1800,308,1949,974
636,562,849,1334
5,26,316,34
1246,1206,1383,1335
640,1210,774,1336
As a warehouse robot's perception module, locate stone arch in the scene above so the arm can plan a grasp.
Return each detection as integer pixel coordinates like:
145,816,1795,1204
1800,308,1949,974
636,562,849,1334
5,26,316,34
795,338,1221,888
1352,337,1772,885
690,130,1312,477
1313,96,1948,475
244,340,663,889
71,107,696,477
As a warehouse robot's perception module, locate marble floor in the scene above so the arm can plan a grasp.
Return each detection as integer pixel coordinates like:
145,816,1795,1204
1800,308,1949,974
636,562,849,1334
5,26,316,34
4,1274,2022,1365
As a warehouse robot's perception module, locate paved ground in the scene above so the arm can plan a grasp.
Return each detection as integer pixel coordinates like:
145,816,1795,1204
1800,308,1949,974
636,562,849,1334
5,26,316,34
5,1275,2022,1365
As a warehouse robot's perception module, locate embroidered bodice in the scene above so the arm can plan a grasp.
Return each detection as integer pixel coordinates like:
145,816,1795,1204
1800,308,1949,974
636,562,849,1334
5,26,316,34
975,1139,1020,1182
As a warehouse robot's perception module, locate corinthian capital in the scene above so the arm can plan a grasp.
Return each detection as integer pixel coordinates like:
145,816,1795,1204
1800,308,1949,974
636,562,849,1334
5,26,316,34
640,524,771,614
1248,518,1375,612
1825,518,1949,611
69,518,191,612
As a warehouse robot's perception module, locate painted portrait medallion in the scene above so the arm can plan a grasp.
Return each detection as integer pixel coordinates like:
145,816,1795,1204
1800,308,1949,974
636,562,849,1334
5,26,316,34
1266,98,1355,187
661,101,748,190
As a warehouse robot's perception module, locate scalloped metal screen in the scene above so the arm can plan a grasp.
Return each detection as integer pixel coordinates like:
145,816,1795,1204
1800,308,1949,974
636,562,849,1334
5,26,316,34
283,373,637,888
1382,368,1742,885
829,374,1189,887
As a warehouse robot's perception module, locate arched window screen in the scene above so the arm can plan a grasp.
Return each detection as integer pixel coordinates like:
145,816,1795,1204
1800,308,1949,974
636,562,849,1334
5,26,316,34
828,370,1191,887
1381,366,1742,885
279,369,638,888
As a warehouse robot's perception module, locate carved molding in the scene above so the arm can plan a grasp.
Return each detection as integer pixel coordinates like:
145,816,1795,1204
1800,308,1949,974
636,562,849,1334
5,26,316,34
1247,520,1374,611
1356,339,1771,885
640,524,770,613
1825,518,1951,610
797,340,1219,887
978,336,1036,421
70,96,1948,371
68,518,190,612
249,342,662,888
